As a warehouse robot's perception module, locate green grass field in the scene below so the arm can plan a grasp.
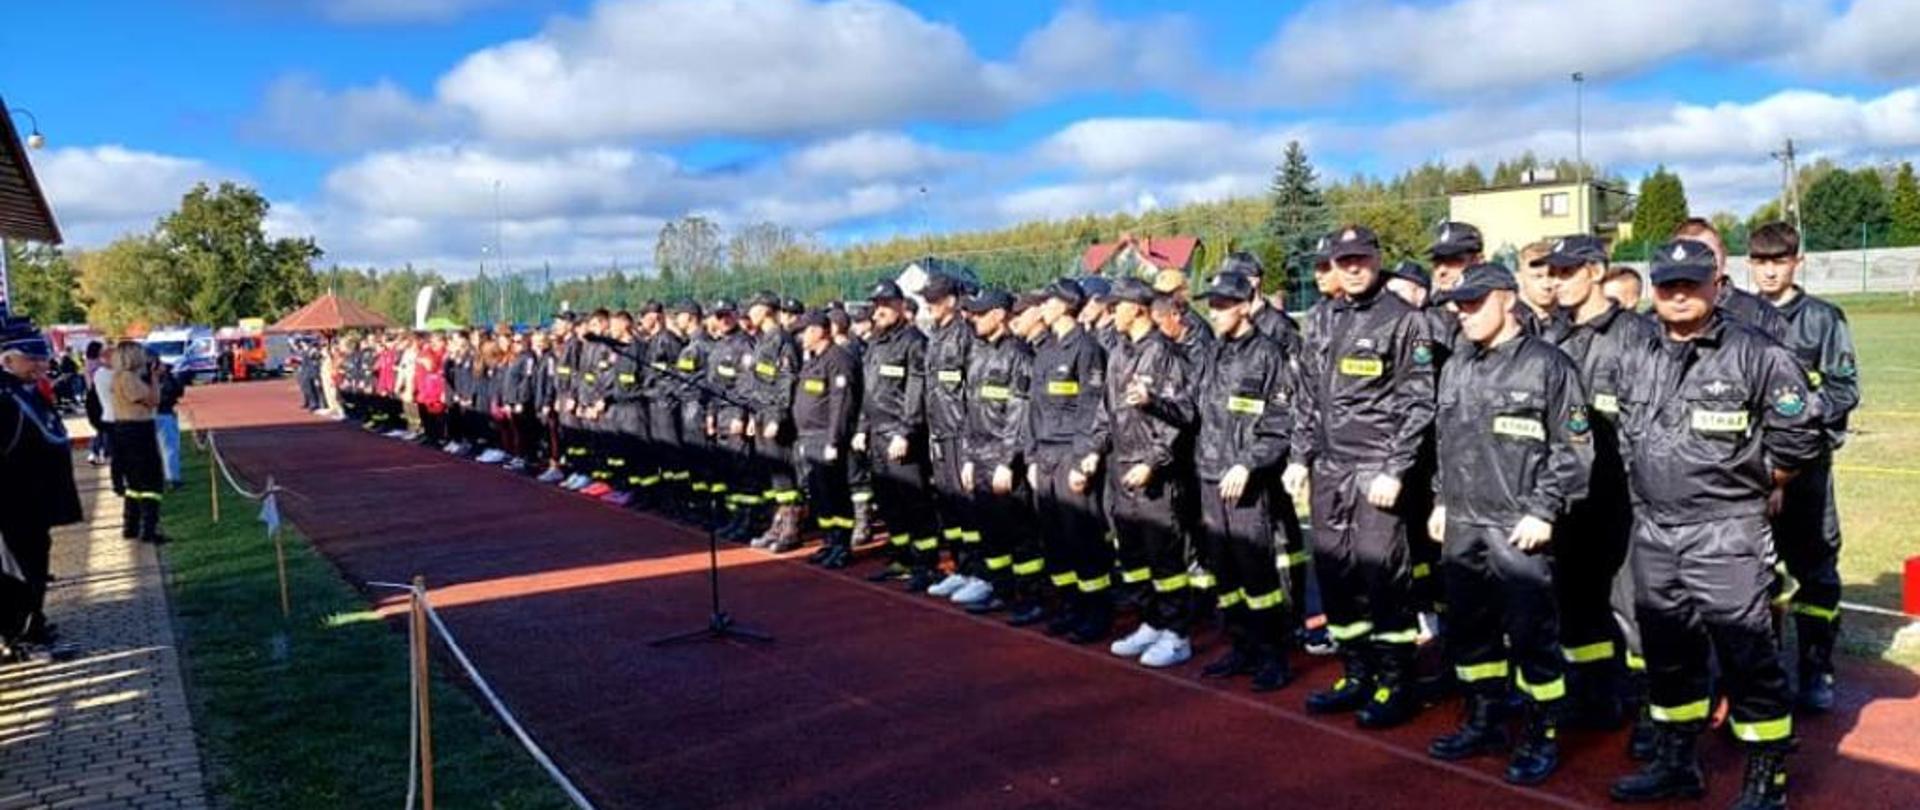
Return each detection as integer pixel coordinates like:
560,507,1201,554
162,445,574,809
1821,295,1920,666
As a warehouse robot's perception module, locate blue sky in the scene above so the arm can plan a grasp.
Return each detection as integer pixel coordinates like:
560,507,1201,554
6,0,1920,275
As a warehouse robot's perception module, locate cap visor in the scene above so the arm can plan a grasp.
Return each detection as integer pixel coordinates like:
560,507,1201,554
1329,245,1379,261
1650,266,1715,286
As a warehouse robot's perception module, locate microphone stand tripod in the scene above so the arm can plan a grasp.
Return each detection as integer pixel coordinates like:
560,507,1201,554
649,361,773,646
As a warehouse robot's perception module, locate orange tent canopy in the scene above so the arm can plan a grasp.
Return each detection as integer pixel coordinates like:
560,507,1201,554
268,292,395,333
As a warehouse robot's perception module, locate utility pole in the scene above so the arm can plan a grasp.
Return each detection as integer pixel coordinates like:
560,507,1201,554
492,179,507,324
1771,138,1803,236
1572,72,1585,177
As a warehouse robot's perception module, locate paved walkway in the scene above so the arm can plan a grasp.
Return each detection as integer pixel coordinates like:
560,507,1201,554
0,455,209,809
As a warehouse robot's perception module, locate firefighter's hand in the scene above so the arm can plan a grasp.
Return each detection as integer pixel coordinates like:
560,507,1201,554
1123,378,1151,408
961,461,975,488
1508,515,1552,552
1427,507,1446,543
1219,465,1251,502
1768,486,1786,518
851,432,867,453
992,465,1014,495
1077,453,1100,476
728,419,745,436
1122,463,1152,490
761,422,779,441
1027,464,1039,491
1068,468,1089,494
823,444,838,462
887,435,909,462
1282,463,1310,501
1366,474,1401,509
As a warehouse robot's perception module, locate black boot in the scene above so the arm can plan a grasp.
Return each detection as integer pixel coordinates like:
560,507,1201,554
122,497,140,539
1566,664,1625,730
1796,613,1838,713
1610,726,1707,803
1503,704,1560,786
1356,643,1419,729
903,567,937,593
1729,745,1790,810
1046,590,1083,636
1006,597,1049,627
716,506,749,542
867,561,911,582
1250,646,1294,692
1628,707,1660,761
1429,693,1509,761
1306,652,1373,714
1201,645,1256,679
1068,593,1114,645
821,533,853,570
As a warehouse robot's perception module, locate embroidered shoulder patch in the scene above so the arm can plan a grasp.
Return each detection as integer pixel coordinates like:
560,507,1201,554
1773,388,1806,417
1411,341,1434,366
1566,406,1591,434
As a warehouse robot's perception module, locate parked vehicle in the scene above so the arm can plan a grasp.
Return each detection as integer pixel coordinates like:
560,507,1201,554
144,326,218,384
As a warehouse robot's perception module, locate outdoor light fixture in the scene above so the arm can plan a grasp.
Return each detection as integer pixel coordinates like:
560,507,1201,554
8,108,44,149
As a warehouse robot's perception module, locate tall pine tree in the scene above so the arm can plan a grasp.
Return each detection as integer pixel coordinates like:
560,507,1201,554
1891,162,1920,247
1265,141,1332,289
1627,167,1689,256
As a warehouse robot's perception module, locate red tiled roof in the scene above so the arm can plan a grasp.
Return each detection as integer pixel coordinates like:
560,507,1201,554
269,292,395,332
1079,234,1201,273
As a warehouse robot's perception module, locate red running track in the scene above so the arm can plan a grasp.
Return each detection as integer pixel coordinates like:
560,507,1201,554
188,381,1920,810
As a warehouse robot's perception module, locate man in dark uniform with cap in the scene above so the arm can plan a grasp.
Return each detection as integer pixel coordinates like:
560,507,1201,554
1,315,84,660
704,301,760,541
743,292,804,551
1673,218,1790,343
1089,278,1198,666
922,274,981,596
1285,225,1438,729
1027,279,1112,640
1076,276,1121,354
1537,234,1663,748
1609,239,1823,809
1189,271,1301,691
792,311,860,566
853,281,934,583
946,289,1036,613
1747,221,1861,713
644,301,693,515
1385,261,1430,308
1423,264,1592,786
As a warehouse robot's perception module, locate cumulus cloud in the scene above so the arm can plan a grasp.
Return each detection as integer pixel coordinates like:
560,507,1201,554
783,131,969,183
248,74,459,152
33,146,247,245
1010,3,1204,97
1790,0,1920,81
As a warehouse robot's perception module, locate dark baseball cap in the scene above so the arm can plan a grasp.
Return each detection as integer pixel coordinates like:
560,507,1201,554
1533,234,1610,268
1219,250,1265,278
1109,277,1156,305
795,310,830,332
1649,239,1718,286
920,274,963,301
868,279,906,303
1308,234,1334,268
0,315,52,359
667,298,702,316
748,291,780,309
1432,263,1518,305
553,310,579,324
1197,271,1258,303
1389,260,1431,290
1327,226,1381,261
1428,221,1484,259
1044,277,1087,309
641,300,664,315
710,298,739,316
780,297,806,315
1076,275,1113,302
963,288,1015,314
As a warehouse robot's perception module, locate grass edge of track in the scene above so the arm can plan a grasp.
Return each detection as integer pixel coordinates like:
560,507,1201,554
159,442,577,809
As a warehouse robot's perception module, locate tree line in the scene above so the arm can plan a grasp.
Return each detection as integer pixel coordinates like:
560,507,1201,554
8,149,1920,333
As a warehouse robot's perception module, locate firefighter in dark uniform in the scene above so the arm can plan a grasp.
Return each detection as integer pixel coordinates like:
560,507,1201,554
1673,218,1791,343
1088,278,1198,668
546,313,586,485
1076,276,1123,354
1385,257,1448,662
1746,221,1860,713
829,306,879,551
1026,279,1111,641
1,317,84,660
922,275,981,597
565,310,611,492
944,289,1035,612
1189,271,1300,692
595,311,645,505
1609,239,1823,809
704,302,760,542
853,281,934,583
792,311,860,567
1285,225,1437,729
667,301,713,521
1537,235,1663,751
1422,263,1593,786
645,301,692,514
744,293,803,552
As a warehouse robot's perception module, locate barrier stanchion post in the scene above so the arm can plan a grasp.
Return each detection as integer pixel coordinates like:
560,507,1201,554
412,575,435,810
209,434,221,524
274,530,291,619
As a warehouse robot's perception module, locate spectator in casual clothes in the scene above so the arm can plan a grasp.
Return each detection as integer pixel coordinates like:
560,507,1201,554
84,340,112,466
109,341,170,544
155,361,186,488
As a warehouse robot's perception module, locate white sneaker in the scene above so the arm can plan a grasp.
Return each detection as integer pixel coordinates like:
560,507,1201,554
1109,623,1163,658
1139,633,1193,668
477,449,506,464
950,577,993,605
926,573,969,597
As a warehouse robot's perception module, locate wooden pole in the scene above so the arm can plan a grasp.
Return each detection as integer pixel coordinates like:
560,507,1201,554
273,531,291,619
412,576,435,810
209,436,220,523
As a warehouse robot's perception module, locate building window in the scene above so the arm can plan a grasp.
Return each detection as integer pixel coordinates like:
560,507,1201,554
1541,192,1570,217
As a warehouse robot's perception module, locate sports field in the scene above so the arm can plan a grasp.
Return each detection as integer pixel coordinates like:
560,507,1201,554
1824,295,1920,665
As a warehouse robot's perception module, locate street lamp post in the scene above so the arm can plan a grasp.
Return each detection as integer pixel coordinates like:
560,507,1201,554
7,108,44,149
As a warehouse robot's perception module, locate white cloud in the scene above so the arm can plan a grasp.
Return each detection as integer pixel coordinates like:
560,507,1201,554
1011,4,1203,96
33,146,246,244
784,131,968,182
434,0,1023,144
249,75,458,152
1248,0,1816,103
313,0,507,24
1034,118,1318,178
1791,0,1920,81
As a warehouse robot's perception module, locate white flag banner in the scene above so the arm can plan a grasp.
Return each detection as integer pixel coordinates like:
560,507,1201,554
259,489,282,538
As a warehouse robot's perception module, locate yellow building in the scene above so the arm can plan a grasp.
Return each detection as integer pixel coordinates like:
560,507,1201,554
1447,176,1629,257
